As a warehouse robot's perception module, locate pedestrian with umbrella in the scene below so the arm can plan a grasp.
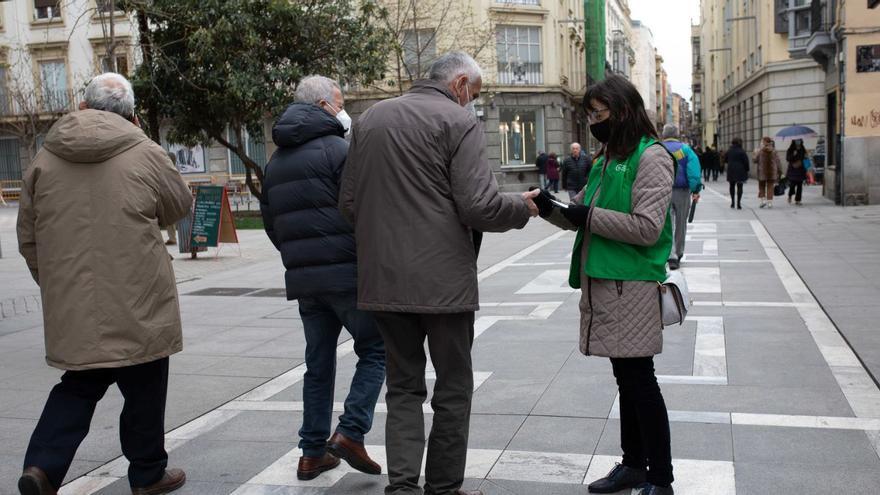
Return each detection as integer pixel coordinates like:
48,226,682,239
785,139,808,205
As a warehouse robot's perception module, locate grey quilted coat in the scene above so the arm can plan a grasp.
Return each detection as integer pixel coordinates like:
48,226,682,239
546,144,674,357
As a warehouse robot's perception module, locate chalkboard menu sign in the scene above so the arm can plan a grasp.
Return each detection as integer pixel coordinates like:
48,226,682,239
191,186,224,248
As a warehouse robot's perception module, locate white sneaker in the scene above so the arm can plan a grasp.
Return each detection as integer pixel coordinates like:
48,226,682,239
759,202,767,208
767,202,773,209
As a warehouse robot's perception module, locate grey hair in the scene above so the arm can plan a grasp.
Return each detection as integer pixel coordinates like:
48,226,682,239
84,73,135,118
294,75,341,105
661,124,679,139
570,142,581,149
428,51,482,84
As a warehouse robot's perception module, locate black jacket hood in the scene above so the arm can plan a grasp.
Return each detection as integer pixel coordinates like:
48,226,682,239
272,103,344,148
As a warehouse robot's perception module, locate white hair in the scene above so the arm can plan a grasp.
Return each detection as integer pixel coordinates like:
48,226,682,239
84,73,135,118
570,142,581,149
428,51,482,84
662,124,679,139
294,75,341,105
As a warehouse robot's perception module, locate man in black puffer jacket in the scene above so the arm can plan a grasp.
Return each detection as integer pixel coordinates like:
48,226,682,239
260,75,385,482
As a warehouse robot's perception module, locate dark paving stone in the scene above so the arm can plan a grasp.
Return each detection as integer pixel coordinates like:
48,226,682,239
246,288,288,298
185,287,261,297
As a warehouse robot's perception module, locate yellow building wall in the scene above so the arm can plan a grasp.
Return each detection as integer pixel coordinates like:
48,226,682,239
842,2,880,138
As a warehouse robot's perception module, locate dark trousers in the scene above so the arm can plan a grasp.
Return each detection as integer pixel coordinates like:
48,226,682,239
788,179,804,203
712,168,719,181
373,312,475,495
298,293,385,457
702,168,710,182
24,358,170,489
547,178,559,193
729,181,743,206
610,357,673,487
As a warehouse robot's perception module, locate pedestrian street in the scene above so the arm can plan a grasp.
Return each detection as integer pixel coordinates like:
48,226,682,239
2,182,880,495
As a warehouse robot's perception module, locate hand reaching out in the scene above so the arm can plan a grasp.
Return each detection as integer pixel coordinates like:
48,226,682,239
522,189,540,217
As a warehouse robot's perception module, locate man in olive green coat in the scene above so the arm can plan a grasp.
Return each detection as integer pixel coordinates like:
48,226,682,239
16,73,192,495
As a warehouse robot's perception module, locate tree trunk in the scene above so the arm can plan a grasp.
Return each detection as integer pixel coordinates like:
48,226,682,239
212,130,264,201
136,7,161,144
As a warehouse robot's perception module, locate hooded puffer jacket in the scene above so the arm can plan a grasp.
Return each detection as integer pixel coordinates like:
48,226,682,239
260,103,356,299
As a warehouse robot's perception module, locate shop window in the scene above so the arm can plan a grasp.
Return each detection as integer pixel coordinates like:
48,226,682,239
0,137,21,180
498,107,544,166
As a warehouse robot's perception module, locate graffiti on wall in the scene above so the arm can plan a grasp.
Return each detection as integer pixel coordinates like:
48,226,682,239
850,109,880,129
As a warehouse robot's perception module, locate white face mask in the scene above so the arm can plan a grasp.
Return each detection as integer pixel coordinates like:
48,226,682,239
325,101,352,134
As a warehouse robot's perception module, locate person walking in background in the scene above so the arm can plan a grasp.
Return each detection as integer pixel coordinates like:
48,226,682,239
16,73,192,495
532,74,676,495
785,139,807,206
535,150,548,189
704,145,721,182
661,124,701,270
755,137,782,208
0,186,7,206
724,137,750,209
340,52,538,495
260,75,386,481
545,152,560,193
562,142,590,200
696,146,709,182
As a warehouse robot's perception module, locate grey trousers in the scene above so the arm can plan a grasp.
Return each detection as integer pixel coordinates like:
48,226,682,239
373,312,475,495
669,188,692,261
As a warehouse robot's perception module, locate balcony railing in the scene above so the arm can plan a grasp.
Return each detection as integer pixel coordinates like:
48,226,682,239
0,89,83,118
788,34,811,57
497,62,543,85
497,0,540,5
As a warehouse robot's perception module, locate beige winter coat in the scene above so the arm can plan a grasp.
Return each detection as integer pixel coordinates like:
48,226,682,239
340,80,530,313
17,110,193,370
754,148,782,181
546,144,674,357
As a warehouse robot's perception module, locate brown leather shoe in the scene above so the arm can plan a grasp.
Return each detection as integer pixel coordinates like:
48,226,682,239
326,431,381,475
131,468,186,495
18,467,56,495
297,453,340,480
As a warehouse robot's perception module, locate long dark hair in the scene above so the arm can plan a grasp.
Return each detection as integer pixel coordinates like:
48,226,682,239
786,140,805,162
583,75,658,160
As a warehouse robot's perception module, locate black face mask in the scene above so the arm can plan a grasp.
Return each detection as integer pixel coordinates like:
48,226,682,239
589,119,611,144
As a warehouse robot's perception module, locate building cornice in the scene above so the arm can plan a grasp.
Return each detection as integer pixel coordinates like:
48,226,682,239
717,58,822,105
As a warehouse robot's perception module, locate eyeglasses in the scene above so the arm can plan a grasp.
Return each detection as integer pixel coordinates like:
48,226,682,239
587,107,609,123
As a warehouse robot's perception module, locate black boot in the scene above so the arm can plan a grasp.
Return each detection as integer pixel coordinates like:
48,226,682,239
587,464,646,493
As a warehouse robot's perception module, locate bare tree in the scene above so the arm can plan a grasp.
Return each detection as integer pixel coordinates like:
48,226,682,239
364,0,507,97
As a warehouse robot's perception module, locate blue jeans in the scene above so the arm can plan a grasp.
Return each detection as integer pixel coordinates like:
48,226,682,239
297,293,385,457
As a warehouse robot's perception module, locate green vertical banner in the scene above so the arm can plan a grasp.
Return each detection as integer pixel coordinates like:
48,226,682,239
584,0,606,85
190,186,224,248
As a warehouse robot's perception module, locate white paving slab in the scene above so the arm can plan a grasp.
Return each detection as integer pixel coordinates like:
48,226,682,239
679,267,721,293
515,270,575,294
488,450,591,484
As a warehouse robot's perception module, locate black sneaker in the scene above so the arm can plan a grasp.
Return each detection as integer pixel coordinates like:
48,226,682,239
668,259,680,270
632,482,674,495
587,463,646,494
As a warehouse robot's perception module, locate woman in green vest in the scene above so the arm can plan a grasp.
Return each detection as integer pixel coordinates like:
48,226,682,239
533,75,676,495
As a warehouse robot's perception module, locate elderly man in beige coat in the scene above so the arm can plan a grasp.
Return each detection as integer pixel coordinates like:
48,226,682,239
340,52,539,495
16,73,192,495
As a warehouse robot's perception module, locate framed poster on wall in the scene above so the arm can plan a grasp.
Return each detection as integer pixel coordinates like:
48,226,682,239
167,143,207,174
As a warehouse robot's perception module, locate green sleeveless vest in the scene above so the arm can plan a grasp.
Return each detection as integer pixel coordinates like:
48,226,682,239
568,136,673,288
